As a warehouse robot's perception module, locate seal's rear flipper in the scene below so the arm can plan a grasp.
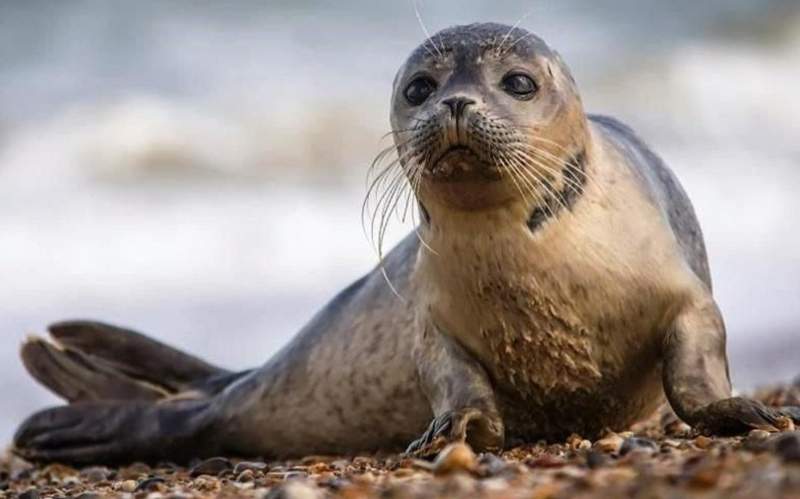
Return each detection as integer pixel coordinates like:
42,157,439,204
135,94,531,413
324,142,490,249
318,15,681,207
48,320,228,392
13,399,221,464
21,320,232,403
21,338,167,402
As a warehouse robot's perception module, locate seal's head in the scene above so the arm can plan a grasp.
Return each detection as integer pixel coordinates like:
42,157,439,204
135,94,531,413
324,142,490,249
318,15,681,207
390,23,588,214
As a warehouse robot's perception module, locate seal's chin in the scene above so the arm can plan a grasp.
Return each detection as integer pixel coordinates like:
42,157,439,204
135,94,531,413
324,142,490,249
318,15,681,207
420,146,517,211
427,146,501,182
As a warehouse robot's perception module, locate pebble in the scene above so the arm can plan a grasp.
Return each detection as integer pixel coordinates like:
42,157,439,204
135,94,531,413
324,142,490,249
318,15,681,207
585,450,608,469
234,461,269,474
775,416,796,432
189,456,233,477
594,434,624,454
135,476,166,492
117,479,137,493
265,479,323,499
744,429,772,451
78,466,109,483
693,435,713,449
773,432,800,462
237,469,256,482
619,437,658,456
18,489,40,499
432,442,477,476
478,452,509,476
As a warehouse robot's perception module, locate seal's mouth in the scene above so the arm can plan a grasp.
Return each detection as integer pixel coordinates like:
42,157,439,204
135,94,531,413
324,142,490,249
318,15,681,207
427,146,499,182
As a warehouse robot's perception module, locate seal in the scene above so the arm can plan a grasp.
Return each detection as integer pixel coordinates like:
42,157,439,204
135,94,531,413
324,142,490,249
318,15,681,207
14,23,800,464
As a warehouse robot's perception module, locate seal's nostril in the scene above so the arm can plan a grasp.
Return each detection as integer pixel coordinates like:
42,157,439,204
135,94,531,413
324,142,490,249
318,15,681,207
442,97,476,118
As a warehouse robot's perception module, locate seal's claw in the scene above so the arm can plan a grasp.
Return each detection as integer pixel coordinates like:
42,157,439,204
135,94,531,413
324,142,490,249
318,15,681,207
405,408,503,455
693,397,782,435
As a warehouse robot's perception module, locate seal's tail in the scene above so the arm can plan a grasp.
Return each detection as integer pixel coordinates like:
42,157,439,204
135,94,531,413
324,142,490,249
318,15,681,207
21,320,230,402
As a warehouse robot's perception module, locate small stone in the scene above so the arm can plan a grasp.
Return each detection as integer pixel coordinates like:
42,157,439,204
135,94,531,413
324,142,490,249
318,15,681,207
237,469,256,482
566,433,583,449
79,466,110,483
773,432,800,462
693,435,713,449
18,489,40,499
594,434,624,454
264,479,323,499
744,429,772,451
233,461,269,475
525,455,566,468
41,463,78,482
749,429,771,441
432,442,477,476
118,479,137,493
391,467,416,478
330,459,349,471
135,476,166,492
478,452,509,476
775,416,795,432
190,456,232,477
585,450,608,469
619,436,658,456
441,472,477,495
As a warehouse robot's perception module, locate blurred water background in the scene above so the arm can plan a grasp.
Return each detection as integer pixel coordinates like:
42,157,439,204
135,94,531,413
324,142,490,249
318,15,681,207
1,0,799,444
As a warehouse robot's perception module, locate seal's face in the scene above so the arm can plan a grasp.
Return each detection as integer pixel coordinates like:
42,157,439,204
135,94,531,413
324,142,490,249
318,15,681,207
390,23,588,212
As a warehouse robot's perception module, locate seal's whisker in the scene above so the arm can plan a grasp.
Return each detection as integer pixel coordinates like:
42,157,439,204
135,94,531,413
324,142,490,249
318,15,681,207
496,9,534,56
516,142,607,199
369,157,413,237
363,147,419,243
412,0,444,60
503,157,539,209
507,154,561,219
514,154,571,214
380,128,417,141
368,136,416,178
501,151,541,205
515,147,586,197
501,31,535,58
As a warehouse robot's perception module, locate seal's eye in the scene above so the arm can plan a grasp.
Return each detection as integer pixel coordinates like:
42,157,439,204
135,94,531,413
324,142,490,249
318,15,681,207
501,72,537,99
404,76,437,106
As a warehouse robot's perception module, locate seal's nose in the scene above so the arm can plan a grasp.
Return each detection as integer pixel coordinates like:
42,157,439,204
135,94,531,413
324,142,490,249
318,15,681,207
441,96,476,119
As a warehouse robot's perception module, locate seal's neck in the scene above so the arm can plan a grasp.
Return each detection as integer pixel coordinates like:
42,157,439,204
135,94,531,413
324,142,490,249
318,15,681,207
416,145,589,240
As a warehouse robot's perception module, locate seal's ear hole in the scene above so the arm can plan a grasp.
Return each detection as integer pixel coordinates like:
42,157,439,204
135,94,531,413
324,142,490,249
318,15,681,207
547,64,554,78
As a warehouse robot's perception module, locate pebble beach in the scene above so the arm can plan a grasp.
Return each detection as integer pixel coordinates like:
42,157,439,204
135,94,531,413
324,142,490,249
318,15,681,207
2,380,798,499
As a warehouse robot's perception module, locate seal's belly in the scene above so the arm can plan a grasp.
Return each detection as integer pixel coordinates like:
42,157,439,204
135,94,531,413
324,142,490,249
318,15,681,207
489,321,665,441
441,277,668,440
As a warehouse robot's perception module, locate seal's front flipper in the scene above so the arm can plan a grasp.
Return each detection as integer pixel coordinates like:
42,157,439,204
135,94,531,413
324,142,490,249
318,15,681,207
663,296,800,434
406,325,504,454
13,399,220,465
405,407,502,454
